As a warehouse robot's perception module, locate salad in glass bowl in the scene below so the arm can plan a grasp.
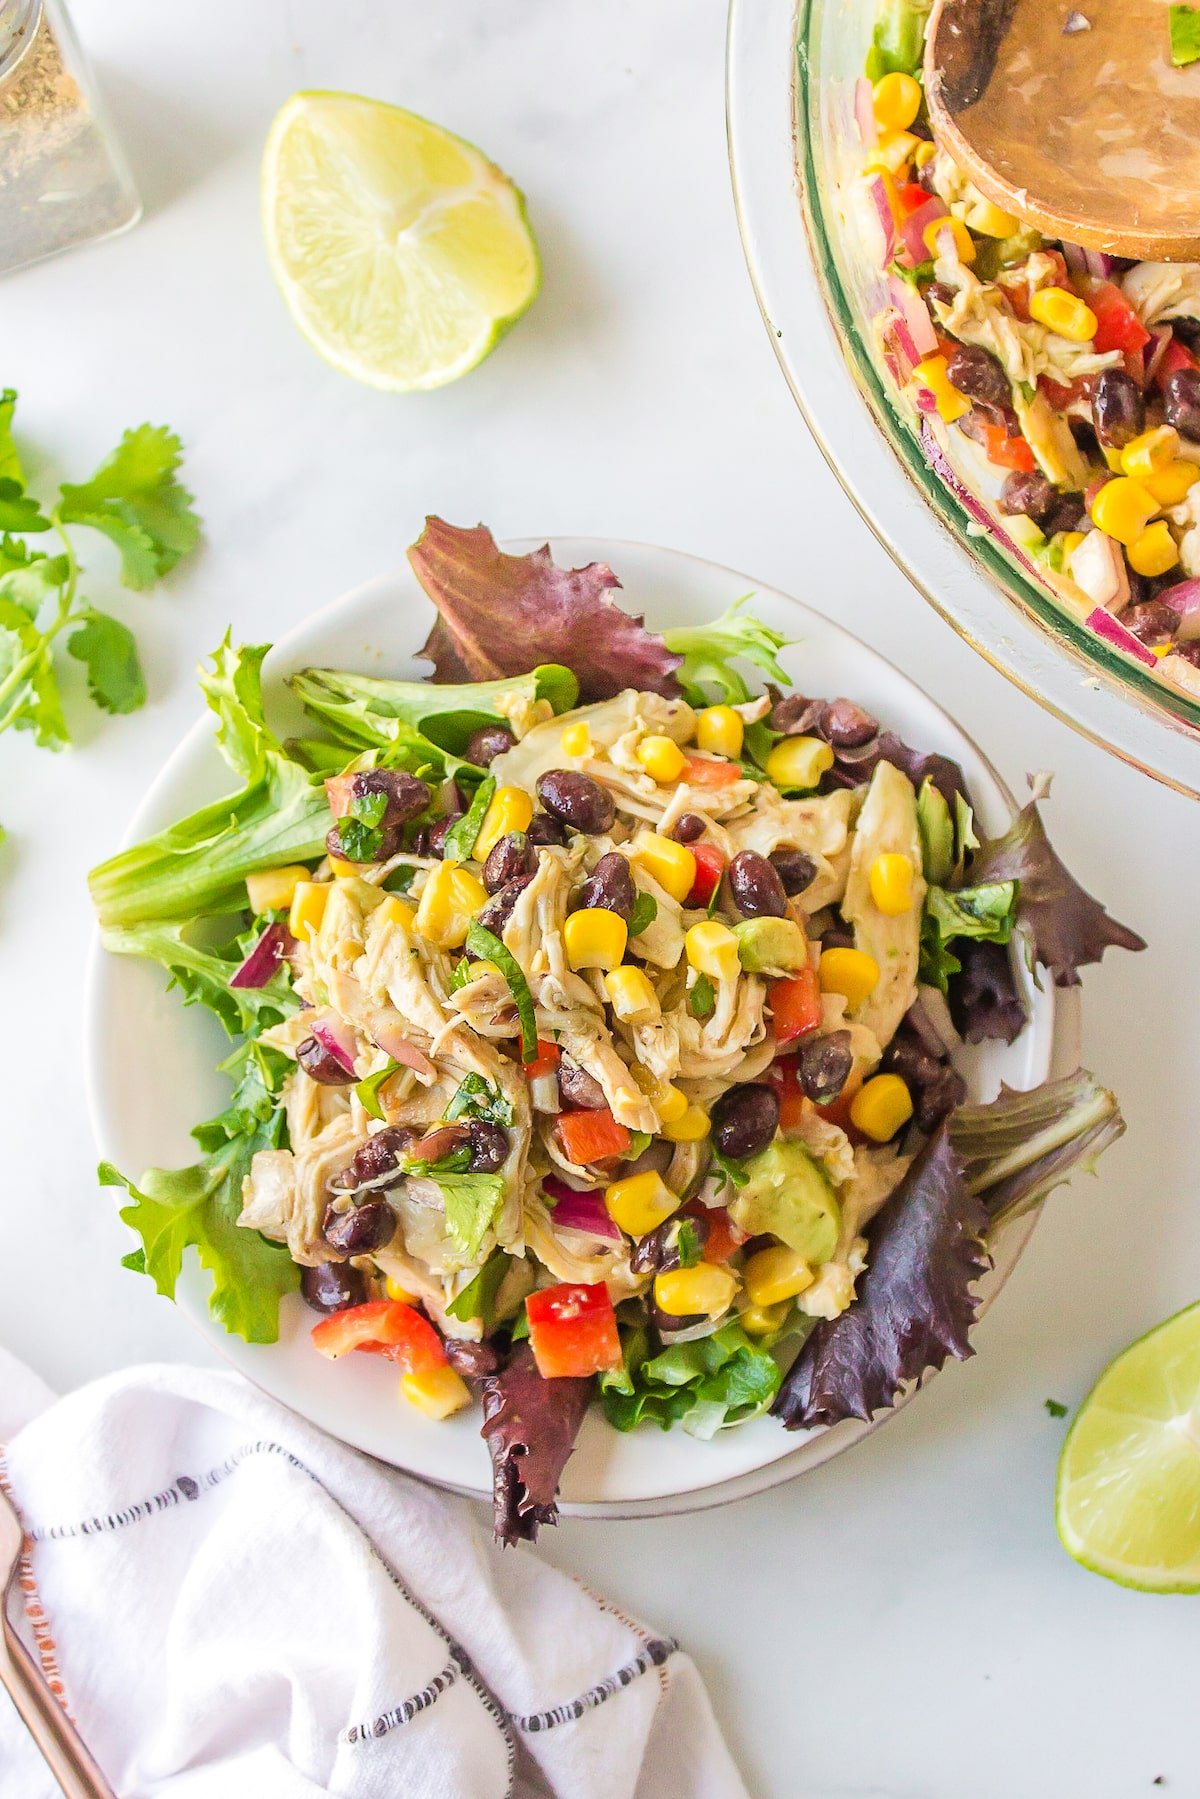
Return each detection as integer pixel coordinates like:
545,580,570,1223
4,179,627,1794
89,519,1141,1543
855,0,1200,697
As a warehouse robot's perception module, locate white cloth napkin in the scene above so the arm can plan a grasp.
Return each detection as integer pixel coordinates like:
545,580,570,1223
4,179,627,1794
0,1352,746,1799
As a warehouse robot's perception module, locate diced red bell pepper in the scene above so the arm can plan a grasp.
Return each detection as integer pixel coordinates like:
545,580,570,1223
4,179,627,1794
686,842,725,907
700,1207,746,1265
1037,373,1090,412
770,1055,807,1133
310,1300,447,1373
523,1039,561,1081
1155,336,1200,387
979,421,1036,472
526,1282,621,1378
683,752,742,789
894,181,931,218
555,1107,632,1166
770,967,823,1046
1086,281,1151,356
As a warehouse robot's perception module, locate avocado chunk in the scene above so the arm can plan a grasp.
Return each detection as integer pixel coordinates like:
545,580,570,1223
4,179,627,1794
733,916,808,974
729,1139,841,1264
916,776,953,886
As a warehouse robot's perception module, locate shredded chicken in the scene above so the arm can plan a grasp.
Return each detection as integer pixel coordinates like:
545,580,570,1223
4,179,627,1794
930,256,1121,389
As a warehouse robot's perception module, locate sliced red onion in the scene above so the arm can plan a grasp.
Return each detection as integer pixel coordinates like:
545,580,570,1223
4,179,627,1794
370,1013,436,1079
229,921,293,990
544,1177,621,1241
311,1014,358,1076
879,308,919,385
1086,607,1157,667
867,176,897,267
918,419,1050,586
915,387,938,413
1083,248,1119,279
1157,577,1200,640
1060,242,1088,277
854,76,878,150
888,272,939,356
899,196,948,270
1145,326,1174,388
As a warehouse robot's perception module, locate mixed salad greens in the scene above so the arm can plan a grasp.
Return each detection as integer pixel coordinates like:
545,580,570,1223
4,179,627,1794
90,518,1142,1543
859,0,1200,696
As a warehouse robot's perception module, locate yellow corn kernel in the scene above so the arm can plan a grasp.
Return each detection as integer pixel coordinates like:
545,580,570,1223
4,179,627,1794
636,734,688,784
1028,287,1098,343
400,1365,472,1421
1102,444,1126,473
654,1080,689,1124
865,129,920,177
288,880,330,943
376,895,417,932
563,907,629,971
1127,521,1180,578
868,851,915,916
1090,476,1160,548
631,830,697,903
473,784,534,863
765,734,837,790
385,1275,417,1303
744,1246,815,1308
1144,459,1200,508
661,1103,711,1143
414,861,489,950
604,965,660,1023
872,70,922,130
818,945,880,1006
1120,425,1181,480
1060,530,1086,572
923,215,976,265
247,864,312,914
685,919,741,983
913,139,936,169
912,352,971,425
695,704,744,759
560,720,591,757
655,1264,739,1318
961,195,1021,237
850,1073,914,1141
605,1170,680,1238
328,855,361,879
738,1299,789,1337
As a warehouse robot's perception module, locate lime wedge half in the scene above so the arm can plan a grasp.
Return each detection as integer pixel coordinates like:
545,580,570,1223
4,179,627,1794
1057,1300,1200,1592
262,91,540,392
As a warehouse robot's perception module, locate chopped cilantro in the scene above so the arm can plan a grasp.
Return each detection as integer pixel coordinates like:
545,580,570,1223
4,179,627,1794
675,1218,703,1268
688,972,716,1021
447,1250,512,1326
444,1072,514,1126
442,775,495,862
465,921,537,1061
628,889,658,936
1044,1397,1069,1419
355,1060,399,1121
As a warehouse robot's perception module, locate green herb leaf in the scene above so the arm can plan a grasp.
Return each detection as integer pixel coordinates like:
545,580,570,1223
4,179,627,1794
449,956,473,992
433,1170,507,1261
335,815,383,862
711,1145,749,1190
0,389,22,485
0,596,68,749
0,476,51,535
465,921,538,1061
619,1130,654,1161
442,775,495,862
1170,3,1200,64
628,889,658,936
58,424,201,591
448,1251,512,1326
356,1060,399,1121
383,863,418,893
444,1071,514,1125
688,972,716,1021
67,611,147,715
1044,1397,1068,1419
676,1218,703,1268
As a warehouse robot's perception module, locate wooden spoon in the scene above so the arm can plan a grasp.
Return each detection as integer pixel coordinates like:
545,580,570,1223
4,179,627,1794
924,0,1200,260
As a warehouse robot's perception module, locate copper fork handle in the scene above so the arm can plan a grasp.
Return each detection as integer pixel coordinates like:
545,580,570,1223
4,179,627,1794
1,1620,116,1799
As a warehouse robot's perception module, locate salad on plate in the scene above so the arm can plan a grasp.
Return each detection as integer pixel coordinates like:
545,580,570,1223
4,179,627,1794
90,519,1142,1542
857,0,1200,697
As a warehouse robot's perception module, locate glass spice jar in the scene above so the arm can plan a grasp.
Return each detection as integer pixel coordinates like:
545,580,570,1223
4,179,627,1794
0,0,140,277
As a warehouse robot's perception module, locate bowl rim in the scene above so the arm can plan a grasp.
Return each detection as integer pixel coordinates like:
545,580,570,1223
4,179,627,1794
725,0,1200,800
84,533,1062,1517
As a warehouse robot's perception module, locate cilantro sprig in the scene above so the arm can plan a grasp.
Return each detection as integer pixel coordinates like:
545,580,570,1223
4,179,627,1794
0,391,200,750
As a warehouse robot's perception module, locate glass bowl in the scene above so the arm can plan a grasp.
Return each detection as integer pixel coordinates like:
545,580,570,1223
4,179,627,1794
727,0,1200,798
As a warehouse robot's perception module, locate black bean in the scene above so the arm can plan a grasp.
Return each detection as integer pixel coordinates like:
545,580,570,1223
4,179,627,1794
558,1057,608,1111
468,1120,509,1172
297,1035,357,1086
352,768,432,825
427,812,464,859
729,849,789,919
527,813,566,847
301,1261,366,1314
770,693,822,736
1043,493,1086,537
672,812,706,843
630,1212,711,1277
335,1126,420,1191
322,1197,395,1256
478,872,534,936
770,849,818,895
575,851,635,920
483,830,536,894
1172,641,1200,669
946,343,1010,409
464,724,516,766
1124,600,1181,645
997,469,1059,527
1163,367,1200,442
535,769,615,834
821,917,854,952
818,698,879,747
410,1124,472,1165
1090,368,1145,450
444,1337,501,1379
882,1032,967,1133
795,1031,853,1103
711,1083,780,1160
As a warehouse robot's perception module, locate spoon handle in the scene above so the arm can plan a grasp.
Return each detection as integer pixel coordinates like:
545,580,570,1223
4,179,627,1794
0,1619,116,1799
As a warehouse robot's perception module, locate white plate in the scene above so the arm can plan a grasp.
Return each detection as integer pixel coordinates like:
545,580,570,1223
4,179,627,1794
85,538,1064,1516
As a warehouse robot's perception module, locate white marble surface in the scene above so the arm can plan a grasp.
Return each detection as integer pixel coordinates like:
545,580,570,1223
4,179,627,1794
2,2,1198,1794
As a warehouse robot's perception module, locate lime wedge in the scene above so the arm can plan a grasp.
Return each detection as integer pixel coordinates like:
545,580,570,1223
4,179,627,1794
262,92,540,392
1057,1301,1200,1591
